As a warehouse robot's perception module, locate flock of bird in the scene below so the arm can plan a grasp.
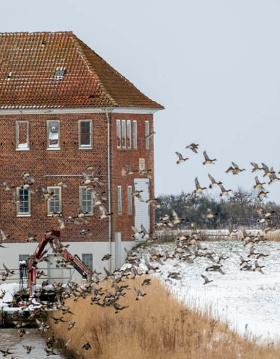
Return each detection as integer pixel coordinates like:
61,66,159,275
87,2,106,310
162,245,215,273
175,142,280,200
0,140,278,357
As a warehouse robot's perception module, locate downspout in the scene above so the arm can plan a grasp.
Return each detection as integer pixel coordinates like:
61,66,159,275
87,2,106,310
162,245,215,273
105,110,113,272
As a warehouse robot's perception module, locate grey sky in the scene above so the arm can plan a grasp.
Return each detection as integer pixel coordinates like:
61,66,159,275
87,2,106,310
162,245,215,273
1,0,280,201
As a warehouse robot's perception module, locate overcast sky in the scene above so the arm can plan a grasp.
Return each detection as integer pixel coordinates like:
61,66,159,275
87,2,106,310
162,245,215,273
1,0,280,201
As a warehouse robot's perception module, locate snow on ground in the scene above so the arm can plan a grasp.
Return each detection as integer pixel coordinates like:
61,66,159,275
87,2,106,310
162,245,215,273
138,240,280,343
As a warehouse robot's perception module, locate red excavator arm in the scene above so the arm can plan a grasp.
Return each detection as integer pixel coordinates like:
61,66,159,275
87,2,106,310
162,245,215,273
28,230,93,296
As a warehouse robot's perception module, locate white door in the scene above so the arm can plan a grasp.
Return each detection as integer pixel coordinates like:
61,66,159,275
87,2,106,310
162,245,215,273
134,178,150,234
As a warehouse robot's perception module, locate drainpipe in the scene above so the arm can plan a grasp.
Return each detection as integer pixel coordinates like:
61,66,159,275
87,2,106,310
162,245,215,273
105,110,113,272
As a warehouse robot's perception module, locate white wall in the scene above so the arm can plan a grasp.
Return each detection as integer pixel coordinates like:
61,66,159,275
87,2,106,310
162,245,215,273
0,240,136,284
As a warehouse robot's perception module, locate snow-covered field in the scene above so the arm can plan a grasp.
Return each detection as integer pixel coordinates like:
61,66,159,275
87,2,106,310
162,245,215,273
138,240,280,343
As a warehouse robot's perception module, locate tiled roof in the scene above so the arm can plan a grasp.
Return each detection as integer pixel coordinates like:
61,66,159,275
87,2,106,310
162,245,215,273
0,32,163,110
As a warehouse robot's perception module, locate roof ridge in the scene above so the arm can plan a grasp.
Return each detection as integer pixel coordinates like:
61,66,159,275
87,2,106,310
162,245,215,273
0,31,73,36
70,33,117,107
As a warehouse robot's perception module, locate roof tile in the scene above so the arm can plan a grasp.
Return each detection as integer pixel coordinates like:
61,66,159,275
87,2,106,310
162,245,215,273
0,32,163,110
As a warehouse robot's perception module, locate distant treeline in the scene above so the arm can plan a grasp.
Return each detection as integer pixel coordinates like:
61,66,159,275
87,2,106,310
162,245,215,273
155,189,280,229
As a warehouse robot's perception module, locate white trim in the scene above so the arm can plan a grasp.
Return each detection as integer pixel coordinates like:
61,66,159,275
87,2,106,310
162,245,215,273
16,120,29,151
145,120,150,150
16,187,31,216
79,186,93,215
132,120,137,149
127,120,132,149
121,119,127,149
117,185,123,215
78,119,93,149
127,185,133,215
116,119,121,149
0,107,160,116
112,108,160,114
47,120,60,150
47,186,62,216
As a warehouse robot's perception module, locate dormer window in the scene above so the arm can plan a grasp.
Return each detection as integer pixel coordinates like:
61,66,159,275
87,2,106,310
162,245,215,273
47,120,60,149
53,67,66,80
7,71,13,80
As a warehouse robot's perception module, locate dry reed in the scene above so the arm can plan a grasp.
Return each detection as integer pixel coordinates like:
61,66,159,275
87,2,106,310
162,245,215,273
50,279,280,359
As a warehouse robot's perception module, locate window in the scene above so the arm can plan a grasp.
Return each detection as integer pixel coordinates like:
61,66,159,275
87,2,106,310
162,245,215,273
47,120,60,149
16,121,29,150
82,253,93,270
132,120,137,149
139,158,146,172
53,67,66,80
116,120,121,148
127,120,131,149
117,119,137,149
17,187,30,216
47,187,62,215
145,120,150,150
80,186,93,215
19,254,30,262
117,185,122,215
79,120,92,148
121,120,126,148
127,185,133,215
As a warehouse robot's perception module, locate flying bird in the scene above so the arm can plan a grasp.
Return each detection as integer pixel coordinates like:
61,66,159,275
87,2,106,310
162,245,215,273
218,184,232,197
226,162,245,175
194,177,207,195
208,174,222,188
203,151,216,165
175,152,188,164
186,143,199,153
253,176,266,190
201,274,213,285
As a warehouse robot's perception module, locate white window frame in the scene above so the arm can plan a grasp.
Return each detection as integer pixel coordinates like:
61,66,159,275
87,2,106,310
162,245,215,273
116,120,121,149
132,120,137,149
47,186,62,216
117,185,122,215
17,187,31,217
121,120,127,148
139,158,146,172
47,120,60,150
79,120,93,149
79,186,93,215
145,120,150,150
127,185,133,215
127,120,132,149
16,121,29,151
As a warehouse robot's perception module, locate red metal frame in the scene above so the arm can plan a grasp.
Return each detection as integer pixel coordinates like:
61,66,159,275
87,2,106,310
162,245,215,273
27,230,93,296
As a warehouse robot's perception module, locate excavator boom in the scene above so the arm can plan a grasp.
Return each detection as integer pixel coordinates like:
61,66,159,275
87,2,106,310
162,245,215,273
28,230,93,296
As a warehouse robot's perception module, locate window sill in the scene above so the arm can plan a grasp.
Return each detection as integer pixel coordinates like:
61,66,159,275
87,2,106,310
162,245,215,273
16,147,30,151
47,147,61,151
79,146,93,150
16,214,31,217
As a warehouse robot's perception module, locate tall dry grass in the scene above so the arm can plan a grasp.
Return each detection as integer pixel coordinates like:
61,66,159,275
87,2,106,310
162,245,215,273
50,279,279,359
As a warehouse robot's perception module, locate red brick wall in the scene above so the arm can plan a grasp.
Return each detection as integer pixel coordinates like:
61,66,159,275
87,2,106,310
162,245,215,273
111,113,154,241
0,113,109,243
0,111,155,244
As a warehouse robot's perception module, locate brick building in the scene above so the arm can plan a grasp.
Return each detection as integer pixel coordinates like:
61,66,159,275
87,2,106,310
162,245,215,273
0,32,163,275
